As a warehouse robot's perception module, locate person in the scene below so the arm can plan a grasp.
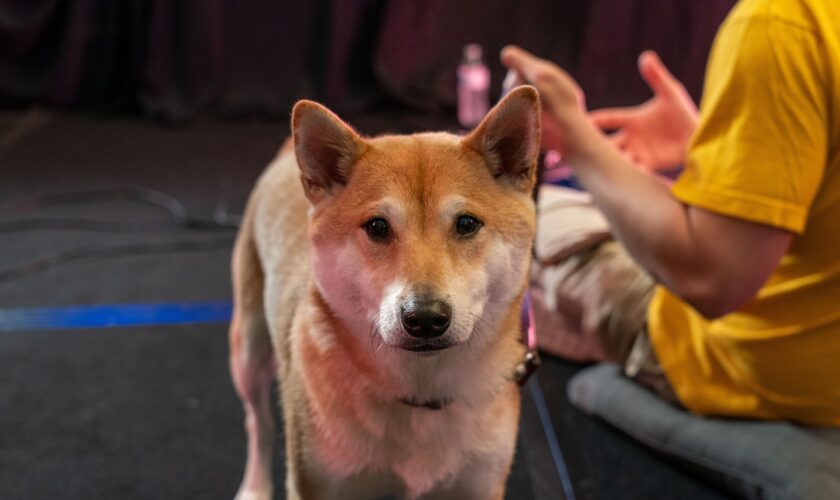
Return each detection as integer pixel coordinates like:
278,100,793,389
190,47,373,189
501,0,840,426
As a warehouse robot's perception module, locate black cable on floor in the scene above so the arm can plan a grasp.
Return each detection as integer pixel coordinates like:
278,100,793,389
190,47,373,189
0,217,179,233
0,187,243,282
0,237,235,283
0,187,242,231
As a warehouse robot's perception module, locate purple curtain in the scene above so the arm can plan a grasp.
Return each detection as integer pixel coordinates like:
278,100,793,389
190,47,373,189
575,0,735,108
0,0,734,120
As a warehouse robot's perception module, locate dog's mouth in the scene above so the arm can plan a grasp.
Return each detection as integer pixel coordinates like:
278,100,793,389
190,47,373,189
399,340,454,354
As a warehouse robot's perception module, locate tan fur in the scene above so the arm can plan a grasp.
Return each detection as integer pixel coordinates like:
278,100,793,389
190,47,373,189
229,87,541,500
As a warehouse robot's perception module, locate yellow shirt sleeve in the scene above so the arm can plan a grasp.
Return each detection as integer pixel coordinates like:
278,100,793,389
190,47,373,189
673,8,829,234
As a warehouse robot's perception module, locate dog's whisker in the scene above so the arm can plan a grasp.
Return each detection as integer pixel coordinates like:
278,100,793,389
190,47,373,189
484,298,518,305
469,313,494,343
368,317,383,353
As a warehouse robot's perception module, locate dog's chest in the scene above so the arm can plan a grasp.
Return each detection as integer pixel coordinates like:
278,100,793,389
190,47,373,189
309,401,481,496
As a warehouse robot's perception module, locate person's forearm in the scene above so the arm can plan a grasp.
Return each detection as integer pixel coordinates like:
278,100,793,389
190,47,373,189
561,116,726,316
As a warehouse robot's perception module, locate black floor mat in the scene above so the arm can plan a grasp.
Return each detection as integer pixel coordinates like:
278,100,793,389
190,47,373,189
1,325,246,499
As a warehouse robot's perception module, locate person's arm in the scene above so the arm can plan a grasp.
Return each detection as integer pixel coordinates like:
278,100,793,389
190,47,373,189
501,46,792,319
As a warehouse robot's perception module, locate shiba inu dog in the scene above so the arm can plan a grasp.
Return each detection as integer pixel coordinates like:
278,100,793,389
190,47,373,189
229,86,541,500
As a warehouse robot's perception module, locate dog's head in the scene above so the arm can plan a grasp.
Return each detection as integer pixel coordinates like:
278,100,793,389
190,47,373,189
292,87,540,357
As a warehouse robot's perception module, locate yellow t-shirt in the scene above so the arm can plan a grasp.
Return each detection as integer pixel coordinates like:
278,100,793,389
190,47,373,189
648,0,840,426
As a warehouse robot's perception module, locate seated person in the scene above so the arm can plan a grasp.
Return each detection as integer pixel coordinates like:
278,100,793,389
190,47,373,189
501,0,840,427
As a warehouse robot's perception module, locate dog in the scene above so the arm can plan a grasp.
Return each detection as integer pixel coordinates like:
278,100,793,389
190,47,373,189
229,86,541,500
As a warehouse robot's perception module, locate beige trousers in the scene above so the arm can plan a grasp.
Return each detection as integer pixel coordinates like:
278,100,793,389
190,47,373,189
532,186,679,404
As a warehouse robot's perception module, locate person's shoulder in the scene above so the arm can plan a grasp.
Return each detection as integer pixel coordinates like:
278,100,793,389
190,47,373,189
724,0,818,34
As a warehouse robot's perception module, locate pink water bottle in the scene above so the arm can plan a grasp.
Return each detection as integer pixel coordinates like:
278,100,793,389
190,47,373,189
457,44,490,128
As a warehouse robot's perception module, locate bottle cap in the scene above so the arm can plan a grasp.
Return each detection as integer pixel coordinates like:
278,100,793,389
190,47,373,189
463,44,483,64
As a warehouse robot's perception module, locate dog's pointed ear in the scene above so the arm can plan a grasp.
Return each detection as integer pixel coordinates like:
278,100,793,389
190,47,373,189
463,86,541,193
292,100,367,203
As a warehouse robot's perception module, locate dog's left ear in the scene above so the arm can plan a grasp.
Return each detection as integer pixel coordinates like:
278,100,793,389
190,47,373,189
292,100,367,204
463,86,541,193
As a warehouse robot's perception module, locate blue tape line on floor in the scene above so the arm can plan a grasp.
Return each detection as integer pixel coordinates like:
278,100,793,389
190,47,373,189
0,301,233,332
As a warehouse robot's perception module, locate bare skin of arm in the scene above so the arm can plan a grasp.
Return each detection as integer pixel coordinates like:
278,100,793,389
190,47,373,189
502,46,792,319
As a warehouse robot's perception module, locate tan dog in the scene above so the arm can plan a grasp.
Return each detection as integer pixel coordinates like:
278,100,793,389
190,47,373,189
229,86,541,500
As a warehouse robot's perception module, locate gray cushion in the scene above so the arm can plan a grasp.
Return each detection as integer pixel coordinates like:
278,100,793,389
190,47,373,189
567,363,840,500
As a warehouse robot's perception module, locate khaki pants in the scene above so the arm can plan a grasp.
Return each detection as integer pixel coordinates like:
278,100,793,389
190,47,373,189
532,186,679,404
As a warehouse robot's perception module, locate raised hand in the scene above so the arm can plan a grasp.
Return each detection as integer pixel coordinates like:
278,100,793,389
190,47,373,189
500,45,589,156
589,51,698,171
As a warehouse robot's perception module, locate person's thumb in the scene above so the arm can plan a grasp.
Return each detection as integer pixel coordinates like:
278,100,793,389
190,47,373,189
500,45,545,85
501,45,586,111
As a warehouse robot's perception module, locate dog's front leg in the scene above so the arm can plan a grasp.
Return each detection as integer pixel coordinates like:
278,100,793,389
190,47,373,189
431,402,519,500
429,460,510,500
230,233,276,500
231,308,275,500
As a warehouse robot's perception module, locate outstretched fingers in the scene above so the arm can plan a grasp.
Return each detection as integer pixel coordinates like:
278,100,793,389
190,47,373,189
589,107,637,131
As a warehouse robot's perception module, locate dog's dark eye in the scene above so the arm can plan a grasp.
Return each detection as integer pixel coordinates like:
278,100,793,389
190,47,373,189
363,217,390,241
455,215,482,237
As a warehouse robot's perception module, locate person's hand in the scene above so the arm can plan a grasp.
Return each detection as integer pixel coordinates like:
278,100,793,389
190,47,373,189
500,45,590,156
589,51,698,171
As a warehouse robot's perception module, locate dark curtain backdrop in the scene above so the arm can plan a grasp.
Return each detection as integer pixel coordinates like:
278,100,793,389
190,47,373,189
0,0,735,121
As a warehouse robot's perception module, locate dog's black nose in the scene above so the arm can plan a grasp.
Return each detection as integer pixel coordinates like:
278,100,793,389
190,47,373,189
400,298,452,338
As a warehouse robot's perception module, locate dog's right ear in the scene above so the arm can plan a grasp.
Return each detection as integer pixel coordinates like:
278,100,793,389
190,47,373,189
292,100,367,204
462,86,541,193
